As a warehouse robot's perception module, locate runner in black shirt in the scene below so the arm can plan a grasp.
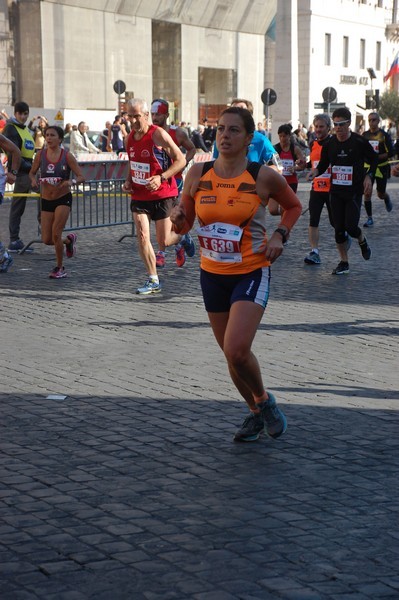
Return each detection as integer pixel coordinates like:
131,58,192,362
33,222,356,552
362,112,394,227
310,107,378,275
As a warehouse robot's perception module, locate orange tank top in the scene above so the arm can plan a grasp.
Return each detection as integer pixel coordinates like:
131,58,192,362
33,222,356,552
194,162,271,274
310,138,331,193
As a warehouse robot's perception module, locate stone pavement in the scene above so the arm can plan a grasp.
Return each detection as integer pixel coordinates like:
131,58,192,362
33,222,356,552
0,180,398,600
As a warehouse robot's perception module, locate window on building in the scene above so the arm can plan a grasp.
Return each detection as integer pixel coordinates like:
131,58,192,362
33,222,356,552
360,39,365,69
343,36,349,68
152,21,181,116
376,41,381,71
325,33,331,66
198,67,236,123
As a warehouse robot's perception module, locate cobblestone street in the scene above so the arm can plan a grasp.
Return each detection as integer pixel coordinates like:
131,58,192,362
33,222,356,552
1,180,398,599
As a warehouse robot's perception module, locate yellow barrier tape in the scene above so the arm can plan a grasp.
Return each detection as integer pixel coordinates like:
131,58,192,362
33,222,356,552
2,192,110,198
4,192,40,197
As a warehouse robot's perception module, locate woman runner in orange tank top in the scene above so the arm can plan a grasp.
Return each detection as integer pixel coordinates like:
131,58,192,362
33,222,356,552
171,107,302,443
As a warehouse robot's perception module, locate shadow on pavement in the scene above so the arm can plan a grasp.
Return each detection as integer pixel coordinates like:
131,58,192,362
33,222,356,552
1,393,398,599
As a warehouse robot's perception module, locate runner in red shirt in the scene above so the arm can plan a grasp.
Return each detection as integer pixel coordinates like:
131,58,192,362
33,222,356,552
124,98,189,295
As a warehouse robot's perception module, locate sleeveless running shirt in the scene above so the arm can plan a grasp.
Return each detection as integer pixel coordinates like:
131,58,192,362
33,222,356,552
39,148,71,185
277,146,297,186
126,124,178,201
194,161,271,275
310,138,331,193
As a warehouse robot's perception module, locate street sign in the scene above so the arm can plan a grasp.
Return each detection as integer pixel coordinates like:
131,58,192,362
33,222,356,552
261,89,277,142
113,80,126,95
322,87,337,103
261,88,277,106
314,102,345,110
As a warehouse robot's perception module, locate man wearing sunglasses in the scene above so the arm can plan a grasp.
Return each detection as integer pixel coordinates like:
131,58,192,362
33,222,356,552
309,107,378,275
362,112,394,227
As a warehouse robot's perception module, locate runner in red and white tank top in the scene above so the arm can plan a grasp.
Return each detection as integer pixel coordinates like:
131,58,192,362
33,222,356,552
268,124,306,217
274,124,306,193
123,98,195,295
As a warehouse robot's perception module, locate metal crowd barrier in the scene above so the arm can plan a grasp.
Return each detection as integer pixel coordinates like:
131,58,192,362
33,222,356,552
19,178,133,253
75,156,128,182
19,156,132,253
66,179,133,236
17,153,214,253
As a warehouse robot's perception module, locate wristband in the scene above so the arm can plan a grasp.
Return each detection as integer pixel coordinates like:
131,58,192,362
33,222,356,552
274,228,288,244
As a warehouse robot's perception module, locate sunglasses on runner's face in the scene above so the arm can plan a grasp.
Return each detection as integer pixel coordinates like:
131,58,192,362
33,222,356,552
333,120,350,127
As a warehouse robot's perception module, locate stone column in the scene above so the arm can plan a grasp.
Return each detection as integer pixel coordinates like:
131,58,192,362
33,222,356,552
272,0,299,140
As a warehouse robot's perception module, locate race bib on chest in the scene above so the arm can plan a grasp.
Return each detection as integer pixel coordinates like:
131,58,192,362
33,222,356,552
369,140,379,153
332,165,353,186
130,161,150,185
197,222,243,263
40,177,63,186
282,159,294,176
313,160,331,191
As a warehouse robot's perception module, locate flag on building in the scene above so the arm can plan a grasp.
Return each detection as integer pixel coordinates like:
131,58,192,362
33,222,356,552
384,52,399,82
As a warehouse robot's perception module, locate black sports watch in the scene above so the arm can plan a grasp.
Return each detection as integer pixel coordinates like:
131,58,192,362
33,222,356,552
274,227,288,244
11,169,18,176
160,174,167,183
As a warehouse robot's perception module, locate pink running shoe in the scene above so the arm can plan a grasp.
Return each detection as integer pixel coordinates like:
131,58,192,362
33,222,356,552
175,244,186,267
49,266,67,279
156,251,165,268
65,233,77,258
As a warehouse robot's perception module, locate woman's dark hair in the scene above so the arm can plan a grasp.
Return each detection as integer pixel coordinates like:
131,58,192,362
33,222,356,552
45,125,64,140
278,124,293,135
219,106,255,135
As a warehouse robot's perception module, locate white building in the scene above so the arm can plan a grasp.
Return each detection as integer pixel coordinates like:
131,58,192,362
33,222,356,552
272,0,399,135
1,0,398,139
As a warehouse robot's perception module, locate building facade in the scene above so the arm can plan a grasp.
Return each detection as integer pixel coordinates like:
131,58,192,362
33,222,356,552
1,0,399,137
2,0,276,125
